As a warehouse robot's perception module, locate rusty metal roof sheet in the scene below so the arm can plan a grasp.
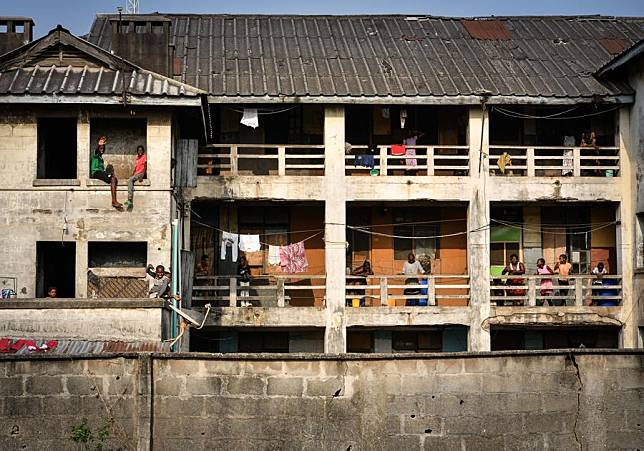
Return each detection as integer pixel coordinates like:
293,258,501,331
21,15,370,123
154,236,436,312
3,338,170,355
84,14,644,100
0,25,202,99
461,19,512,40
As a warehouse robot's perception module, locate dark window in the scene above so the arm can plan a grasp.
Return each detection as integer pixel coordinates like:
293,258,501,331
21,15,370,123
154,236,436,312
392,331,442,352
88,242,147,268
37,118,77,179
36,241,76,298
347,331,374,353
238,331,289,353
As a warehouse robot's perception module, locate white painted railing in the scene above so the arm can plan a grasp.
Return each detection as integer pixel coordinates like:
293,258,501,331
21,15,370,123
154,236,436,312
489,146,620,177
198,144,325,176
192,275,326,307
490,275,622,306
345,145,470,176
345,275,470,307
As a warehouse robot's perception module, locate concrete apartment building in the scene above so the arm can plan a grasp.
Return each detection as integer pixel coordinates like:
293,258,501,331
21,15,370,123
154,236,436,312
1,14,644,354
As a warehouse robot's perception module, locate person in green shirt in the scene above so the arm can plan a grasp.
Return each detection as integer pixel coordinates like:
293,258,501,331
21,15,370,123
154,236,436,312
90,136,122,208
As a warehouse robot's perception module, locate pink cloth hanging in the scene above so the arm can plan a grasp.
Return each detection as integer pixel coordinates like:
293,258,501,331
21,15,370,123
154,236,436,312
279,242,309,273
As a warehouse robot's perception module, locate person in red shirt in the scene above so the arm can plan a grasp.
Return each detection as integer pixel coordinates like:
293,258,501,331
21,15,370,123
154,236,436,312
124,145,147,208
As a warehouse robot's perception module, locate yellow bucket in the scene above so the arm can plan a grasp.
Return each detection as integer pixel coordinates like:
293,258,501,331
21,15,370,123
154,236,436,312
352,298,360,308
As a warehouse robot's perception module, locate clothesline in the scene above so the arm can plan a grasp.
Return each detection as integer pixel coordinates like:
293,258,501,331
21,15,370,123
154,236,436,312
192,219,323,247
491,219,619,236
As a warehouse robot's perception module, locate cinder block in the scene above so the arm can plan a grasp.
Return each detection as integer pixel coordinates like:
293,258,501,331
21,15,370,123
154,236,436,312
524,413,563,434
423,436,462,451
154,397,203,418
387,395,424,416
541,393,578,412
244,360,285,375
105,374,134,396
154,376,184,396
435,373,481,394
3,397,41,417
267,377,304,396
225,376,266,396
605,431,644,449
65,375,96,395
544,433,578,450
401,375,438,394
503,433,544,451
25,376,63,395
402,415,443,435
461,435,505,451
443,416,483,435
305,377,344,397
0,377,24,396
185,376,222,395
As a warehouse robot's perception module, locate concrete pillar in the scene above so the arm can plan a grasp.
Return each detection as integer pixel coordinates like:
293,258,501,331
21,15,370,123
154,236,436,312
523,206,542,274
75,240,88,298
617,107,637,348
77,109,90,183
467,105,491,352
323,106,347,353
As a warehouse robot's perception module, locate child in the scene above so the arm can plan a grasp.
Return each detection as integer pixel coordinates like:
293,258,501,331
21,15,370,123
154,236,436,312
124,145,147,208
535,258,554,306
147,264,170,298
90,136,122,208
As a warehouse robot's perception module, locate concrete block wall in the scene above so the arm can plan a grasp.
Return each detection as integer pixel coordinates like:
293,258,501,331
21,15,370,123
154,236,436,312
1,351,640,450
0,105,174,298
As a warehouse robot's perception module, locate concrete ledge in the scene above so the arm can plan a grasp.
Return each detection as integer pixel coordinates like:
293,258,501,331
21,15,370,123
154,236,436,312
192,176,325,200
487,306,622,327
32,178,80,187
0,348,641,361
199,306,326,327
0,298,164,309
86,178,151,187
487,177,621,201
345,306,471,326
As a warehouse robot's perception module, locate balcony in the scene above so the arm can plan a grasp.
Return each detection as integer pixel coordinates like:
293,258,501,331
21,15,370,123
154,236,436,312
345,145,470,176
490,275,622,307
489,146,620,177
192,275,326,308
345,274,470,307
197,144,325,176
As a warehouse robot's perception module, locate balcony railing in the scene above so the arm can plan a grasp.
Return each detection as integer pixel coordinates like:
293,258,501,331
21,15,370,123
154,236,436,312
489,146,620,177
192,275,326,307
346,275,470,307
198,144,325,176
345,145,470,176
490,275,622,307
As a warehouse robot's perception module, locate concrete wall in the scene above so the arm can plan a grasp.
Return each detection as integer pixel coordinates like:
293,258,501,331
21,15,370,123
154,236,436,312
0,351,641,450
0,105,174,298
0,299,165,341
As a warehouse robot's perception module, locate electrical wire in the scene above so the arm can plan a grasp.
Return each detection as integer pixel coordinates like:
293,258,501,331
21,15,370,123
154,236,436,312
225,106,297,116
492,105,621,120
491,218,618,235
492,105,580,119
347,223,490,240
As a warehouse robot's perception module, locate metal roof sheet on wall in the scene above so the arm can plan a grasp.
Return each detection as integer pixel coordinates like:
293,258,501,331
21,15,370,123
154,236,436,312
86,14,644,99
4,339,170,355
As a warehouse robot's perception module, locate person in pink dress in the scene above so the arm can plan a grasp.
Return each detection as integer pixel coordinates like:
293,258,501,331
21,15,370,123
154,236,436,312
535,258,554,306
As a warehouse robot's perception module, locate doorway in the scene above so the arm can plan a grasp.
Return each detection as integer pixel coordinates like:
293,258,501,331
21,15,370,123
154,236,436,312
36,241,76,298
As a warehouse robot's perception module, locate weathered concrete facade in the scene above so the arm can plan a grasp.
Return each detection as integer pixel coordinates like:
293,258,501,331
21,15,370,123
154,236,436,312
0,351,641,450
0,105,174,298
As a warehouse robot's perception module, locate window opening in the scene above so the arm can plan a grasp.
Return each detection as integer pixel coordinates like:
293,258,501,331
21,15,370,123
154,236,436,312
36,241,76,298
37,118,77,179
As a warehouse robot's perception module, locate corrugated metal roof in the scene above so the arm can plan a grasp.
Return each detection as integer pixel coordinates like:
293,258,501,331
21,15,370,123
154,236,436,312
0,25,202,98
3,338,170,355
84,14,644,100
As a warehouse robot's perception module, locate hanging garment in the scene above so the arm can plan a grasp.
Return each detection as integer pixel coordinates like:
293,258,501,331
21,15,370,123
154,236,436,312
268,245,281,265
220,232,239,262
279,242,309,273
239,234,261,252
353,154,375,169
405,147,417,167
497,152,512,174
240,108,259,128
391,144,406,156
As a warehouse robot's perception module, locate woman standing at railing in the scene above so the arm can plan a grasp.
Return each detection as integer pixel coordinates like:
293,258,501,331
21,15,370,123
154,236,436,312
349,260,374,307
237,256,252,307
502,254,525,305
535,258,554,306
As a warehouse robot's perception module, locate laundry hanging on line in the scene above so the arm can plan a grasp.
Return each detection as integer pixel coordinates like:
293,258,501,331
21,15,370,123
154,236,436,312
279,241,309,273
239,234,261,252
240,108,259,128
268,245,281,265
220,232,239,262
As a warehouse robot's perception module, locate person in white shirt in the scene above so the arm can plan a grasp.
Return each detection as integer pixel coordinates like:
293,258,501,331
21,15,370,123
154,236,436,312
402,253,426,306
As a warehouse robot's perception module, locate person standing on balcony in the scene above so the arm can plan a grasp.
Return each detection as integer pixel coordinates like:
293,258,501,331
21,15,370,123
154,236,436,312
535,258,554,306
237,256,252,307
90,136,122,209
554,254,573,306
123,145,147,209
350,260,374,307
402,253,425,306
502,254,525,305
